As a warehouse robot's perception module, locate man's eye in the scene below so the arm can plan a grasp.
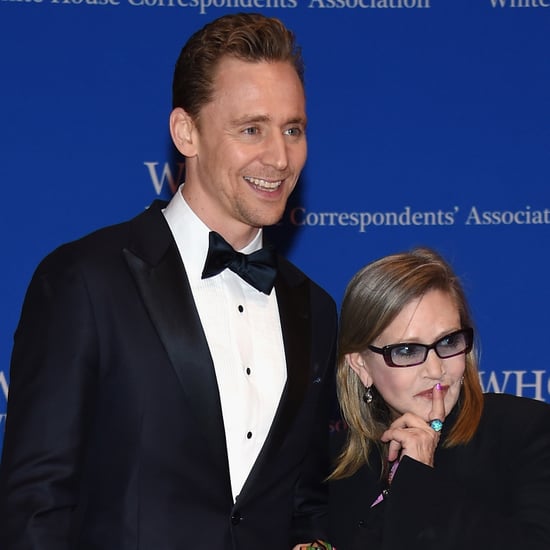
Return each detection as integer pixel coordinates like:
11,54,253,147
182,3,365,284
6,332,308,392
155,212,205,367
243,127,259,135
284,127,303,137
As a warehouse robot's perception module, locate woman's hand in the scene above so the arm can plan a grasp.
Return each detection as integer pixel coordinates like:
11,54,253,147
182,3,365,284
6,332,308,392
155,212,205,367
380,383,446,466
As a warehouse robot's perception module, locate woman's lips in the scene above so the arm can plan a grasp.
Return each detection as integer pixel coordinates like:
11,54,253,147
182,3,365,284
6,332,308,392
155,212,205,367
415,385,448,399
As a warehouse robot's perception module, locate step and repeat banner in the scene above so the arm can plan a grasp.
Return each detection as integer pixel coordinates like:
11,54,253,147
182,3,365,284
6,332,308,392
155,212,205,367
0,1,548,453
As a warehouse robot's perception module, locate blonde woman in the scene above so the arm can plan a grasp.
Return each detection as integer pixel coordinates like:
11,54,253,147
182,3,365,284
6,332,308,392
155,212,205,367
329,247,550,550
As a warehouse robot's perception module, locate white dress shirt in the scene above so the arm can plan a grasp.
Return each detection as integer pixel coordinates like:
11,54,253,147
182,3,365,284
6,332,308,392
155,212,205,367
162,187,287,500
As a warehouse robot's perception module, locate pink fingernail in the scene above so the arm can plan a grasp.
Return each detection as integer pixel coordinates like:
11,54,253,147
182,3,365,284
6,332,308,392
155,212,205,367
435,383,442,391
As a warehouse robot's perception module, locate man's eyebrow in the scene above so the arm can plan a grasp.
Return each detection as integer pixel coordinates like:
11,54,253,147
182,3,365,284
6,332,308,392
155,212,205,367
231,114,271,126
230,114,307,126
286,116,307,126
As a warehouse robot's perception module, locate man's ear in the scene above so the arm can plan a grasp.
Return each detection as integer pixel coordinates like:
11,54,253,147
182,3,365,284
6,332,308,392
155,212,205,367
170,107,197,157
346,352,372,388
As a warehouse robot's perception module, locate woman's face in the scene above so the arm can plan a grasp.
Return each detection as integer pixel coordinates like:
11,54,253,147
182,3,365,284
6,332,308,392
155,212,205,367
351,289,466,421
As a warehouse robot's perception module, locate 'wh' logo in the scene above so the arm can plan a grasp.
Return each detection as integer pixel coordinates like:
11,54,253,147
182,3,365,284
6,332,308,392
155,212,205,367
0,371,8,401
144,162,185,195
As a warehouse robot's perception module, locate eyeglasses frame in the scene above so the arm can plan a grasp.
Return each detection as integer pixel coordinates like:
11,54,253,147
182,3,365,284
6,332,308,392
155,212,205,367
367,327,474,368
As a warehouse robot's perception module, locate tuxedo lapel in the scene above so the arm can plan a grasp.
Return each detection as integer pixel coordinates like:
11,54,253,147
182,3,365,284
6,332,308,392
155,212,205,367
122,201,228,466
268,267,311,450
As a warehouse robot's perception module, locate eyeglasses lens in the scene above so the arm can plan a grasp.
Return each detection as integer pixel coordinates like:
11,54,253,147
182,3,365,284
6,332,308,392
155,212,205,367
390,345,426,367
436,331,469,358
389,329,471,367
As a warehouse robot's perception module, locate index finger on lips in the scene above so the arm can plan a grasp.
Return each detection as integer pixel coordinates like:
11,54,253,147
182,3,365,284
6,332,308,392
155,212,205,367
429,382,446,422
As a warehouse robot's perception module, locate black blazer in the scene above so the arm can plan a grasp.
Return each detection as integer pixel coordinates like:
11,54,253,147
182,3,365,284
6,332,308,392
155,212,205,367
329,393,550,550
0,200,338,550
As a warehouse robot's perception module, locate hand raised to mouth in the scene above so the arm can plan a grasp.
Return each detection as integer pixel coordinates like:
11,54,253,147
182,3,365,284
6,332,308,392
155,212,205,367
381,383,446,467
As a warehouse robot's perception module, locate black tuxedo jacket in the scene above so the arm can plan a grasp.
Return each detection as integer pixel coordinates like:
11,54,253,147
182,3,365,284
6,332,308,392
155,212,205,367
0,201,338,550
329,393,550,550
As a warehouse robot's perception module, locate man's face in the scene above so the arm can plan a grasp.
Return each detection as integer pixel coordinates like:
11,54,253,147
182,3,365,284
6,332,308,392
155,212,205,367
182,57,307,243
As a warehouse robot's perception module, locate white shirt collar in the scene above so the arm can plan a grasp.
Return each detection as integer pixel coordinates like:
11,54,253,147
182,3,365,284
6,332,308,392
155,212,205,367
162,185,264,286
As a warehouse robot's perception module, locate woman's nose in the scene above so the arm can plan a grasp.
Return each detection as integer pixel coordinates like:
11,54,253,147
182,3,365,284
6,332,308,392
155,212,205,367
423,348,445,379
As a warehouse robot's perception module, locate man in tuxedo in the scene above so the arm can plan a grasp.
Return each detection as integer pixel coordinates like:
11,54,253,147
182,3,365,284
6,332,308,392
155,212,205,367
0,13,337,550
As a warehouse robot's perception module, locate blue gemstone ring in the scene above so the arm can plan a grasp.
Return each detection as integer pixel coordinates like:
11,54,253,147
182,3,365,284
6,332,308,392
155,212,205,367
429,419,444,432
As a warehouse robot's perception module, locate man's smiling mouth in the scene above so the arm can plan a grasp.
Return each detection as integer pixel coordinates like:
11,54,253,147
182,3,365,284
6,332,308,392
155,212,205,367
244,176,283,191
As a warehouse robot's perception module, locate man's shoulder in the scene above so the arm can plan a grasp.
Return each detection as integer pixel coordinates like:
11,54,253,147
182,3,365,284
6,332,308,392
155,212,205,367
35,200,169,274
276,255,335,305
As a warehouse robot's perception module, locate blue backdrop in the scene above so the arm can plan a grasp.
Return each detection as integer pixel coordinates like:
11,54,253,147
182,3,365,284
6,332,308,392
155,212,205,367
1,0,549,453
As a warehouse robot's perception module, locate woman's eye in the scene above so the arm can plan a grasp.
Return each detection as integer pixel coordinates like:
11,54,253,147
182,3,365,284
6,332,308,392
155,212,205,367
441,334,458,348
395,345,416,358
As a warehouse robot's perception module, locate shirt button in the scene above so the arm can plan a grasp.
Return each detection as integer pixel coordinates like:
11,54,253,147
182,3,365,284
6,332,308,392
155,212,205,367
246,367,251,375
246,431,252,439
238,305,244,313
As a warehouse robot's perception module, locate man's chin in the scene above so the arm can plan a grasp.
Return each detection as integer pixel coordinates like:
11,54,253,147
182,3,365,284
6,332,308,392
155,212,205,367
247,209,286,229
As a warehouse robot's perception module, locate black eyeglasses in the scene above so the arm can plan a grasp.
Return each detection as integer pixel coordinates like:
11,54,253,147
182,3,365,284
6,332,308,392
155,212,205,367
368,327,474,368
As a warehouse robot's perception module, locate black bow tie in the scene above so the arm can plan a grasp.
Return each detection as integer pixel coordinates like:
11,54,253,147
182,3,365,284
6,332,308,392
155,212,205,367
201,231,277,295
